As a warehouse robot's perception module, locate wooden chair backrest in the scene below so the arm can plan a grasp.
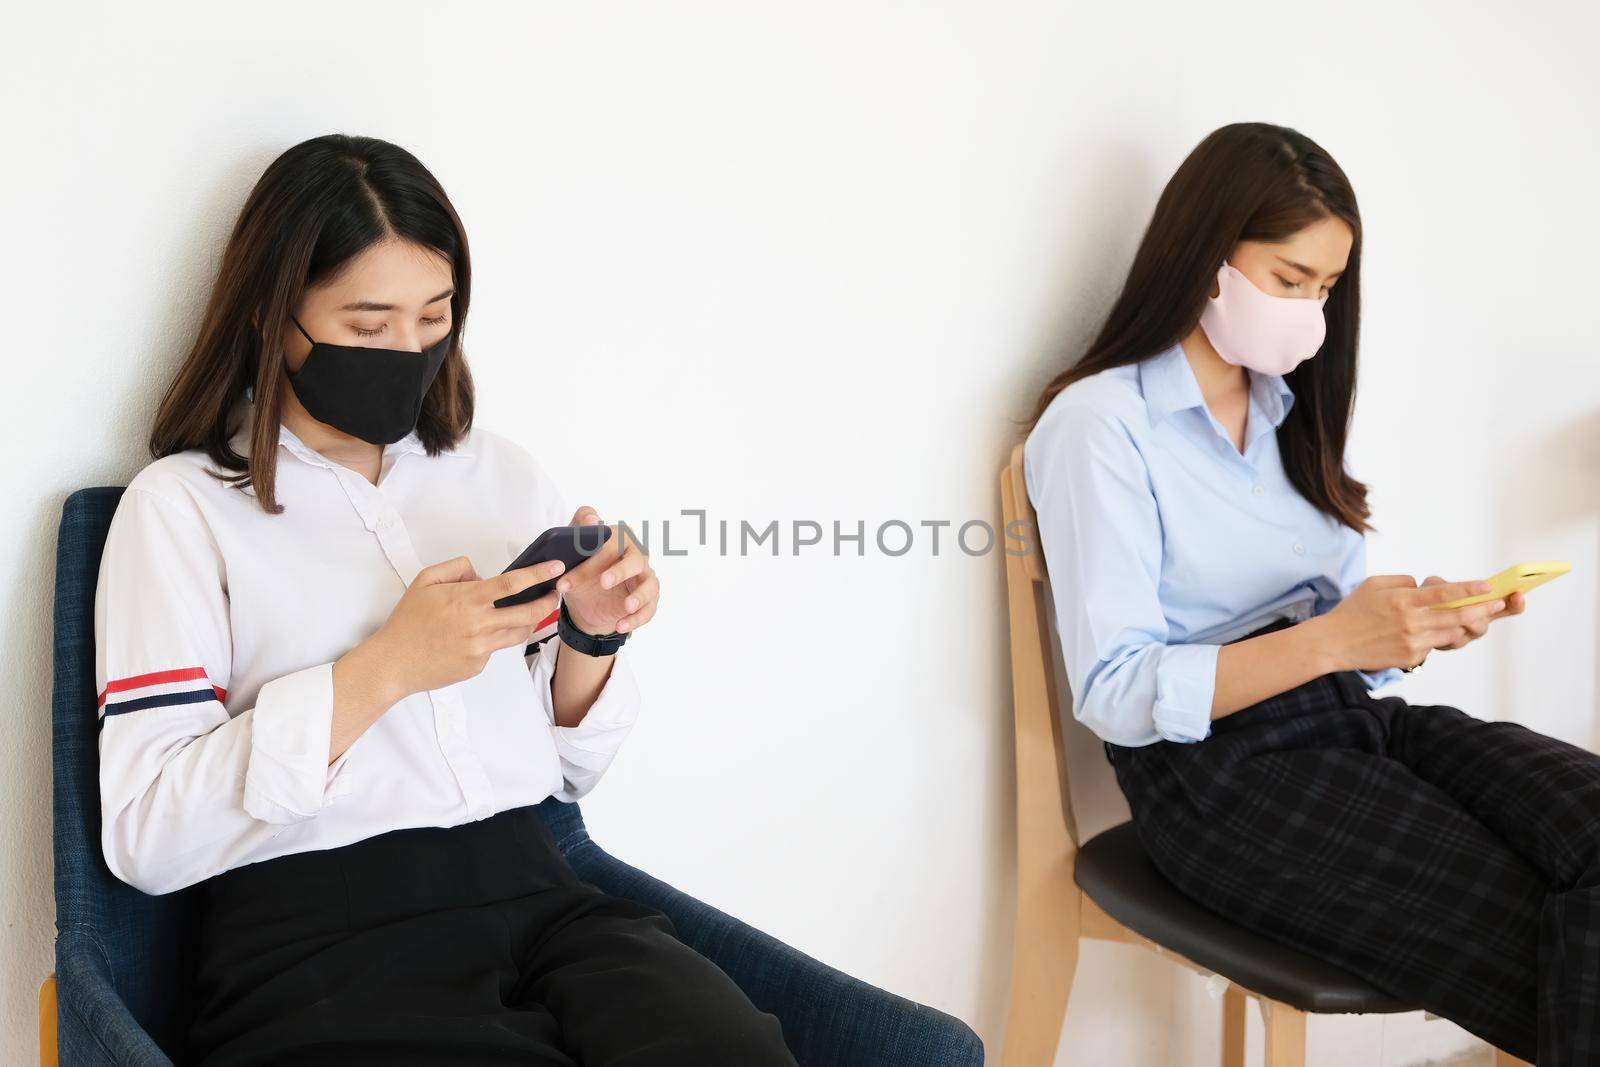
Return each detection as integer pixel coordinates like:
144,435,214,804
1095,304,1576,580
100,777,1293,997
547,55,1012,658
1000,441,1081,851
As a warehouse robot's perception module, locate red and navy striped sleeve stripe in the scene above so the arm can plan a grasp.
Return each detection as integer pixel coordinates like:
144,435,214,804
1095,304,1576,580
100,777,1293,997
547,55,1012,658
98,667,227,720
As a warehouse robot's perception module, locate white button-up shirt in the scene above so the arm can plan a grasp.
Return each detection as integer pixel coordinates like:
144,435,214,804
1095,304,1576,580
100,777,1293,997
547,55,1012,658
94,395,641,895
1024,340,1400,749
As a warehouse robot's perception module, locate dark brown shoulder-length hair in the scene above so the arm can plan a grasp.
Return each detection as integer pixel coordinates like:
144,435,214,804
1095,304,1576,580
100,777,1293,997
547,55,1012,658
1023,121,1374,535
150,133,476,514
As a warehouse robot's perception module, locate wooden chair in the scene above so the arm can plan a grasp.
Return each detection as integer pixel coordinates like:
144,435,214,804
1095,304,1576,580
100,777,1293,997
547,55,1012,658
996,441,1532,1067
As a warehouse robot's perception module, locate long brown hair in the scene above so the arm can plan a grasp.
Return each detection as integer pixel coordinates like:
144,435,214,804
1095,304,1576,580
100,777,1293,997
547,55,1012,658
150,133,476,514
1023,122,1374,534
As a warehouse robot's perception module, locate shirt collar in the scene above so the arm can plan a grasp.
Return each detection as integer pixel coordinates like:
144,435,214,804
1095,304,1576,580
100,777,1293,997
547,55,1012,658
229,389,472,465
1138,340,1296,429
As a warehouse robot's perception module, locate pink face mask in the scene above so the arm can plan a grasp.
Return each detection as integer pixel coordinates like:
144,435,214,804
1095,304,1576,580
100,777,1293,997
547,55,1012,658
1198,260,1328,376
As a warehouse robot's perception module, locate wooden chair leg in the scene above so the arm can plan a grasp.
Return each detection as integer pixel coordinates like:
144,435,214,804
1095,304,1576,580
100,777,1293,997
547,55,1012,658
1260,997,1306,1067
1494,1051,1534,1067
999,868,1082,1067
1221,984,1246,1067
39,974,57,1067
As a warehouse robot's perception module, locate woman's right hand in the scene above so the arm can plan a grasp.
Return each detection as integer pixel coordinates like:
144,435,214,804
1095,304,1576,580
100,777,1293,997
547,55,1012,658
1320,574,1506,673
367,555,568,700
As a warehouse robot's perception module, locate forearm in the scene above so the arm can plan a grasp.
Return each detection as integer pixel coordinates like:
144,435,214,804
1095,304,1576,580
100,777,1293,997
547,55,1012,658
328,638,405,764
550,637,616,728
1211,614,1344,722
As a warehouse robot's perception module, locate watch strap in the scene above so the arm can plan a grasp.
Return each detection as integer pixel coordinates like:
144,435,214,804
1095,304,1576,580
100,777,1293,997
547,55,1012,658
557,599,629,657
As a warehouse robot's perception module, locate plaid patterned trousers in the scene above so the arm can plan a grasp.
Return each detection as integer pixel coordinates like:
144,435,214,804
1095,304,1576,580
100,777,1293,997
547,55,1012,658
1105,616,1600,1064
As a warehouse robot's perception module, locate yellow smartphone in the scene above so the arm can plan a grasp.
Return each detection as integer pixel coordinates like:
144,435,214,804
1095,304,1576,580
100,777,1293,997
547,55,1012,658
1427,560,1572,610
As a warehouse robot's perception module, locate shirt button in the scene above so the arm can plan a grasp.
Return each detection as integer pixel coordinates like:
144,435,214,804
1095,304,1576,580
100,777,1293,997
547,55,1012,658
1292,542,1305,555
1252,484,1265,496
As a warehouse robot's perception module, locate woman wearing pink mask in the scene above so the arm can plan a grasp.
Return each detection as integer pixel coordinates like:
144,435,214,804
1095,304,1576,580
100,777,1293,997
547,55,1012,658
1020,122,1589,1063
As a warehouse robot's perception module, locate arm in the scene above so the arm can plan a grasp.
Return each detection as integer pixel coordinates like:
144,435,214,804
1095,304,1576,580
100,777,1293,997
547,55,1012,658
330,638,409,761
527,637,641,800
94,488,367,895
1025,408,1217,746
550,633,619,728
1213,613,1345,712
1024,408,1338,746
515,459,643,799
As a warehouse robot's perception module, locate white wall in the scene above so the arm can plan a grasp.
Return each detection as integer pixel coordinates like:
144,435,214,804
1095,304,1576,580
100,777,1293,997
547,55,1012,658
4,2,1596,1064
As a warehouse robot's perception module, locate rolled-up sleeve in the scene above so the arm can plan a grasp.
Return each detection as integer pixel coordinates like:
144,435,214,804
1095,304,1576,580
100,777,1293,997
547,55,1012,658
243,661,350,822
1024,405,1216,747
96,487,349,896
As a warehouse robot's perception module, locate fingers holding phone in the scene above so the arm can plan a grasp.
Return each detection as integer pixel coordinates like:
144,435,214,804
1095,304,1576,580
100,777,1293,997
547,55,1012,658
494,522,613,609
1417,576,1501,649
485,560,569,641
1324,574,1502,673
370,555,567,699
555,510,659,637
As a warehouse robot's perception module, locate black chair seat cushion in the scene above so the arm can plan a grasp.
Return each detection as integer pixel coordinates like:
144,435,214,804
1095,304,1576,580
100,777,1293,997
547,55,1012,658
1074,821,1413,1015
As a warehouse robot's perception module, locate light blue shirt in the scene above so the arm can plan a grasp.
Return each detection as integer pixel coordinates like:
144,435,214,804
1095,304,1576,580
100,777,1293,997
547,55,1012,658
1023,340,1403,748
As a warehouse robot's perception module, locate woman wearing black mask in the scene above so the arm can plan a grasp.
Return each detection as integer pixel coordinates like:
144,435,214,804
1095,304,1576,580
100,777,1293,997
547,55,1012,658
94,133,796,1065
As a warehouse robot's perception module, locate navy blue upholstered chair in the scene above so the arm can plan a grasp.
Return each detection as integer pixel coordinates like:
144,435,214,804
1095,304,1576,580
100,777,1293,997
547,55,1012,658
43,486,985,1066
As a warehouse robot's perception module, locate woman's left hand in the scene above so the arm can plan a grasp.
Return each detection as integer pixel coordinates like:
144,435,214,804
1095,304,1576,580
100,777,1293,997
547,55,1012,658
1417,575,1525,650
556,506,659,637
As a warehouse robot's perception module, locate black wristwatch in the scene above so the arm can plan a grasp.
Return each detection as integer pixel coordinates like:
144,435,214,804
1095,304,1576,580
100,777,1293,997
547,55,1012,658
557,599,629,657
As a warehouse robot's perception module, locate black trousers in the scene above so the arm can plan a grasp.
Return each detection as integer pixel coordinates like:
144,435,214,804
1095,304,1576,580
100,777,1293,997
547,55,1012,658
1106,616,1600,1065
184,803,798,1066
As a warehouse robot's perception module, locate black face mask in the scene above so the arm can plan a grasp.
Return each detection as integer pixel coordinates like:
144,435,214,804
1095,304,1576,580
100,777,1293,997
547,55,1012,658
285,316,452,445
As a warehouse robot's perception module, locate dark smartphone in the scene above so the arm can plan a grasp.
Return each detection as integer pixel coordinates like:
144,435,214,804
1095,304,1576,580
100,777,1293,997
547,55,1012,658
494,524,614,609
